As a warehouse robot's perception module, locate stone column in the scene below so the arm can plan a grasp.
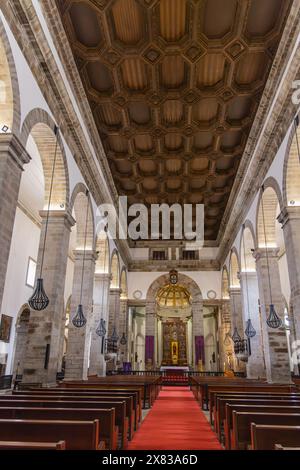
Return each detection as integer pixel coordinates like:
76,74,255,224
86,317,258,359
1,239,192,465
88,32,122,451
119,297,129,362
254,248,291,383
192,300,204,369
64,250,96,380
106,287,121,373
89,273,111,376
278,207,300,343
229,287,246,373
219,300,233,371
108,287,122,338
145,300,156,368
0,134,30,312
239,271,265,379
22,210,75,385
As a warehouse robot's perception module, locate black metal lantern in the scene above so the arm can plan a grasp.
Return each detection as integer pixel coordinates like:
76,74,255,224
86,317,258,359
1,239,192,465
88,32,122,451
120,332,127,345
261,185,282,329
266,303,282,329
28,278,49,311
72,304,87,328
96,318,106,337
232,327,241,343
72,189,89,328
245,318,256,338
242,224,256,339
96,318,106,354
29,126,60,310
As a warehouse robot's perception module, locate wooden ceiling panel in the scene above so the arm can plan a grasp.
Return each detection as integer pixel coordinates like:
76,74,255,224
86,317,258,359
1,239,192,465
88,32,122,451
69,2,102,48
201,0,238,39
159,0,187,42
58,0,292,240
111,0,144,45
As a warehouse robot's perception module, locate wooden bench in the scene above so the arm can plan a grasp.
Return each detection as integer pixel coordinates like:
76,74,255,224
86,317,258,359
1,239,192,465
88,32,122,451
0,407,118,450
251,424,300,450
0,419,102,450
209,385,298,423
232,412,300,450
13,390,135,437
215,396,300,440
275,444,300,450
225,404,300,449
0,398,127,448
0,440,66,449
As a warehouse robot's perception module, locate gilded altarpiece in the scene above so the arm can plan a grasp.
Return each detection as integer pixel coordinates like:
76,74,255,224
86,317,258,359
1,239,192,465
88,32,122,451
162,319,187,365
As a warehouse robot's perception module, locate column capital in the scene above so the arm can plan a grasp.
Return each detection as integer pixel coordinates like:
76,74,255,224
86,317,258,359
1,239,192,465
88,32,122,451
0,133,31,169
110,287,122,295
229,286,241,295
94,272,112,282
39,210,76,230
73,249,97,261
277,205,300,227
253,247,280,261
239,270,258,280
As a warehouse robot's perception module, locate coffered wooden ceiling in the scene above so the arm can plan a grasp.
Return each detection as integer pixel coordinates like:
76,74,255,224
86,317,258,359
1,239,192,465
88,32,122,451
57,0,291,240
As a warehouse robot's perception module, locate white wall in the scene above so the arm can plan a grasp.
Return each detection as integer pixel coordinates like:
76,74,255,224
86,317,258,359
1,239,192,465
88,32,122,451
128,271,221,300
0,208,40,373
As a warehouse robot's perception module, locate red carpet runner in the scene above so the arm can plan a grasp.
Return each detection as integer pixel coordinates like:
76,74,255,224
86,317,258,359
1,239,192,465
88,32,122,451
128,386,222,450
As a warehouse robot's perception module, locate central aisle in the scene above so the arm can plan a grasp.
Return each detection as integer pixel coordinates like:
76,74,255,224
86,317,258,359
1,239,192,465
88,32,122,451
128,386,222,450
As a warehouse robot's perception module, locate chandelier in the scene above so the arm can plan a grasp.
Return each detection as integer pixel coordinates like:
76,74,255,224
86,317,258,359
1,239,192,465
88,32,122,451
29,125,61,310
261,185,282,329
72,189,89,328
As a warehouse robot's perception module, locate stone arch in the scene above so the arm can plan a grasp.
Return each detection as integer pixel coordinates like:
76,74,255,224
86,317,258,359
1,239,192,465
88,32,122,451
221,266,230,299
110,249,120,288
0,19,20,134
256,178,283,248
146,272,203,367
95,231,110,273
229,248,240,287
70,183,95,250
283,123,300,206
11,304,31,377
21,108,69,209
120,267,128,299
240,222,256,271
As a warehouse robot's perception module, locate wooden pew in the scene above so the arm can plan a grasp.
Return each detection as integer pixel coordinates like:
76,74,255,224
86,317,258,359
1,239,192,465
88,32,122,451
211,391,300,427
0,440,66,449
251,424,300,450
0,407,118,450
225,404,300,449
217,397,300,443
0,419,102,450
13,390,135,437
232,412,300,450
275,444,300,450
0,398,128,448
209,385,298,424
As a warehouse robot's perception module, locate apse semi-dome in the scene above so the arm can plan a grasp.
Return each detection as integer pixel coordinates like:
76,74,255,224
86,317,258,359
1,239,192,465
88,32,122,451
156,284,191,308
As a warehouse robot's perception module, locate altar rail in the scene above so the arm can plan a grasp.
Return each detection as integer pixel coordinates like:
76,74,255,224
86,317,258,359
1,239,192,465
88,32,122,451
114,370,246,378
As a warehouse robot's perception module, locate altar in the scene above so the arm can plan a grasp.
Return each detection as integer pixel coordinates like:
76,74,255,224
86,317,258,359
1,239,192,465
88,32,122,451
160,366,189,372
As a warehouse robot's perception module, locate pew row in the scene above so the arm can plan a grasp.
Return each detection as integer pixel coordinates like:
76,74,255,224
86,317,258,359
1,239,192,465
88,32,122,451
251,424,300,450
0,419,104,450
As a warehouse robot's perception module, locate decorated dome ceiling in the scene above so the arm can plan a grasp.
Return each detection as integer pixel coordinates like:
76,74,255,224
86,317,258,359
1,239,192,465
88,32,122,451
57,0,292,240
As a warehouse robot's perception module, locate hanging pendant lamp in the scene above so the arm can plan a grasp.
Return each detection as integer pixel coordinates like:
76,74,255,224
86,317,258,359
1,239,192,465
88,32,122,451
96,239,108,340
232,326,241,343
29,126,60,310
242,224,256,339
120,332,127,346
261,185,282,329
72,189,89,328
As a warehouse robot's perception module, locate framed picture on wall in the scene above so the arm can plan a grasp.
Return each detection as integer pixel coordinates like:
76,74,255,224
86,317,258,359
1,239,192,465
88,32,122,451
0,314,13,342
